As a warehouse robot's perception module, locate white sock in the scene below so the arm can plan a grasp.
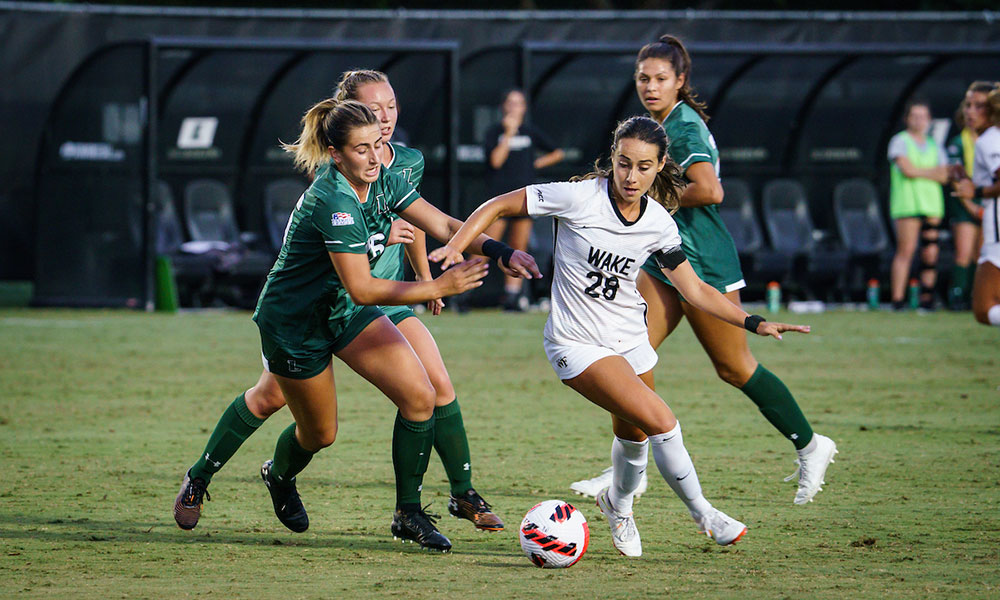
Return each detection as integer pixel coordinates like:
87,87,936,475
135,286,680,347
796,434,818,458
648,423,713,520
608,436,648,515
988,305,1000,327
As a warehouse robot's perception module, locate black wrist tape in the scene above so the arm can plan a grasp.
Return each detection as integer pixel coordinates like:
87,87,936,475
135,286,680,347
744,314,766,333
482,239,515,267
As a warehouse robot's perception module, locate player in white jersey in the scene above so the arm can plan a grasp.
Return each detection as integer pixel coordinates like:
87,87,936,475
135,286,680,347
954,84,1000,327
432,116,810,557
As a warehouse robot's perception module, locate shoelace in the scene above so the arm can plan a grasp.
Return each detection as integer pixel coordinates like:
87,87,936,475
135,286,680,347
466,491,492,512
184,479,210,506
783,458,802,484
415,504,442,526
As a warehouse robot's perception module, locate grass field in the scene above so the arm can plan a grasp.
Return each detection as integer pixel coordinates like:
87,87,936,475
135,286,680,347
1,307,998,598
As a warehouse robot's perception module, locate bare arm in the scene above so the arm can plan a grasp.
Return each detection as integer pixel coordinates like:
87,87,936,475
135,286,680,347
664,259,809,339
427,189,529,267
403,228,445,315
678,161,724,208
894,156,950,184
328,251,487,307
533,148,565,170
489,135,513,169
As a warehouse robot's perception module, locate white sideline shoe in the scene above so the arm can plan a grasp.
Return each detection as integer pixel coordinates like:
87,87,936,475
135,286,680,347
694,508,747,546
596,488,642,557
785,434,838,505
570,466,648,499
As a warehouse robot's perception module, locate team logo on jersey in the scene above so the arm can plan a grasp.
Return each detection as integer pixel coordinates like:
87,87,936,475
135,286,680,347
331,212,355,226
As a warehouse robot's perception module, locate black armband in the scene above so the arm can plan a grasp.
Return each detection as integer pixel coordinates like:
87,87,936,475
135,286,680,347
744,314,766,333
973,186,984,200
652,246,687,271
482,239,515,267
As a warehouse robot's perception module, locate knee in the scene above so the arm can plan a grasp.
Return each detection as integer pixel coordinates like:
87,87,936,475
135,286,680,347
245,385,286,418
401,382,436,421
429,375,456,407
715,359,757,388
301,424,338,451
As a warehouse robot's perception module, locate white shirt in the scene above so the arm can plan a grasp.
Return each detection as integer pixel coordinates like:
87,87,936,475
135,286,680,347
526,178,683,352
974,126,1000,244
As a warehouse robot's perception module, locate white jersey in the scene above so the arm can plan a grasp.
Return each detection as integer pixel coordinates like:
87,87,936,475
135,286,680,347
526,178,683,353
973,126,1000,245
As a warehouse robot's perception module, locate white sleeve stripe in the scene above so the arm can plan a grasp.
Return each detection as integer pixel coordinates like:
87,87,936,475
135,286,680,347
325,240,342,245
393,188,417,208
348,242,366,248
679,153,711,168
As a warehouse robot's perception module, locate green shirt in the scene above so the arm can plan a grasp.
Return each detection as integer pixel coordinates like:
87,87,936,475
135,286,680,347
253,162,419,346
371,142,425,281
642,101,744,291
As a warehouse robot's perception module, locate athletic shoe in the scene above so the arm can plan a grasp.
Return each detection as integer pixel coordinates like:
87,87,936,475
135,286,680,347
596,488,641,557
785,434,838,505
448,488,504,532
570,466,648,499
694,508,747,546
391,505,452,552
260,459,309,532
173,471,210,530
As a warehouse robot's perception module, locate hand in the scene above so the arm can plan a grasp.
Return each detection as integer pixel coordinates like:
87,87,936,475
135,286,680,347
427,297,445,316
949,164,969,182
755,321,810,340
387,219,415,246
428,245,465,271
436,257,489,297
952,179,975,201
499,249,543,280
501,114,520,136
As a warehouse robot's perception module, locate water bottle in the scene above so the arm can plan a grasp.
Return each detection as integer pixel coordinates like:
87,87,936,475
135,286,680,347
908,278,920,309
766,281,781,313
866,279,880,310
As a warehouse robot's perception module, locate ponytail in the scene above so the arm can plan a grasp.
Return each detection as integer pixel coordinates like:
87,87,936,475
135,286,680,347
635,35,710,123
281,98,379,175
333,69,389,103
571,116,685,213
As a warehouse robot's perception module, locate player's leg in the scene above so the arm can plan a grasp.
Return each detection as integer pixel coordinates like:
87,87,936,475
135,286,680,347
565,357,745,547
395,314,503,531
890,217,921,309
971,261,1000,326
501,217,534,309
683,292,836,504
174,370,283,530
949,222,980,310
918,217,942,309
335,316,450,551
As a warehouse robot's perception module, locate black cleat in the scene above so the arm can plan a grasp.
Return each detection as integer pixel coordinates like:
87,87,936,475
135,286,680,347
391,505,452,552
173,471,210,530
260,459,309,533
448,488,504,531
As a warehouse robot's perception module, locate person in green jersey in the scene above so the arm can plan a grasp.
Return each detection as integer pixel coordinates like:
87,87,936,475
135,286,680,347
887,99,951,311
570,35,837,506
945,82,995,310
174,96,539,552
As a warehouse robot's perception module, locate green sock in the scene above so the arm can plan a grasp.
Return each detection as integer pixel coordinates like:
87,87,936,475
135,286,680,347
269,423,315,485
433,399,473,497
392,412,435,508
740,365,814,450
189,393,265,482
953,264,974,304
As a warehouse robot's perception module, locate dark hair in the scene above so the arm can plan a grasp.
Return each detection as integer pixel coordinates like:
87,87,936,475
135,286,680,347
571,116,685,213
635,35,709,123
281,99,379,175
334,69,390,102
966,81,1000,127
902,97,932,122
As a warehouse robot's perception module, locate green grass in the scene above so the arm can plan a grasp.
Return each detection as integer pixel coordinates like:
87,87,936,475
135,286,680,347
1,307,998,598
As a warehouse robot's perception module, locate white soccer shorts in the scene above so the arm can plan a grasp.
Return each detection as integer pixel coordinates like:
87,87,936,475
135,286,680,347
543,338,658,381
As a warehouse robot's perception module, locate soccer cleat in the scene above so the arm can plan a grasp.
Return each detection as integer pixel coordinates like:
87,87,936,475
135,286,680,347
260,459,309,533
173,471,210,530
596,488,642,557
391,505,452,552
570,466,648,499
785,434,838,505
448,488,505,532
694,508,747,546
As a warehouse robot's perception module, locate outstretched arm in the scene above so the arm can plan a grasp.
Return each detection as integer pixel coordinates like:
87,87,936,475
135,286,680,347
329,251,487,307
426,189,530,269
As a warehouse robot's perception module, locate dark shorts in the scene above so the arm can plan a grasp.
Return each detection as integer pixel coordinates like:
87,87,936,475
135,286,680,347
381,304,416,326
946,195,982,225
260,305,385,379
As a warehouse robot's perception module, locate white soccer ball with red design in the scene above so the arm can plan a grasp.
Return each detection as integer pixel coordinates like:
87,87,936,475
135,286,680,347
519,500,590,568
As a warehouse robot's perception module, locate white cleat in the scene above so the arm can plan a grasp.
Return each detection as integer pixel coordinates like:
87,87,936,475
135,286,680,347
596,488,642,557
694,508,747,546
570,466,648,499
785,434,838,505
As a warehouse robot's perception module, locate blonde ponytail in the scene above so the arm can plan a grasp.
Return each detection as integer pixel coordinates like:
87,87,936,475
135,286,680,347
281,98,339,175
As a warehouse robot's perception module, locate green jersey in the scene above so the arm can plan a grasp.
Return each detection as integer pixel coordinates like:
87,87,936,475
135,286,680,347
253,162,419,347
371,142,425,281
642,101,744,293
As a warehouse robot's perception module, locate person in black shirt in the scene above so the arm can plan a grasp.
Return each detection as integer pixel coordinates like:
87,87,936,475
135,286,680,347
482,89,565,310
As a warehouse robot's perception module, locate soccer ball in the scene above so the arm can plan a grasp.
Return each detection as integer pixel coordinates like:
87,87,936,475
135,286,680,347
518,500,590,568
